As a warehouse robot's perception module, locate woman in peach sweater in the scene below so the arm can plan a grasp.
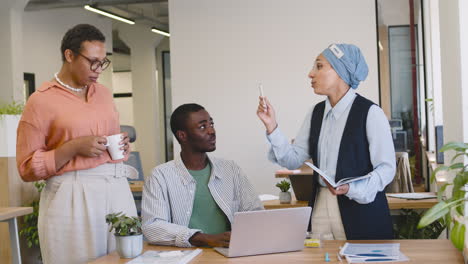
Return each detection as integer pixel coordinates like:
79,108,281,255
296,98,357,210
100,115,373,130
16,24,137,264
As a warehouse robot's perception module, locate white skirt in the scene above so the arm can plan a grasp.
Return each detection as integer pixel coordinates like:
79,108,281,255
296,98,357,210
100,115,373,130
38,163,138,264
310,187,347,240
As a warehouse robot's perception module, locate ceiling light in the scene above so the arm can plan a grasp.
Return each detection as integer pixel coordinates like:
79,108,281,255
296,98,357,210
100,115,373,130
84,5,135,25
151,27,170,37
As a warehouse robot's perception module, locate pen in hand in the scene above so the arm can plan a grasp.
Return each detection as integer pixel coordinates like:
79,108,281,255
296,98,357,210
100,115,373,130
258,83,267,112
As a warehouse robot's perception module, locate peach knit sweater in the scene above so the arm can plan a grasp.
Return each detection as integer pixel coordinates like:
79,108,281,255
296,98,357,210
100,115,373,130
16,81,127,182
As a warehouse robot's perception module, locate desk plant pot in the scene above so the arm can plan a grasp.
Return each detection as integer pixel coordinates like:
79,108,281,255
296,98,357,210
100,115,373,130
115,234,143,258
0,101,23,157
276,179,292,204
106,212,143,258
279,191,292,204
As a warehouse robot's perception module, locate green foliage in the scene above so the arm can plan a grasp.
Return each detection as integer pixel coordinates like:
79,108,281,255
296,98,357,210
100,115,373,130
394,209,445,239
451,221,466,250
0,100,24,116
275,179,291,192
19,181,46,260
419,141,468,251
106,212,142,236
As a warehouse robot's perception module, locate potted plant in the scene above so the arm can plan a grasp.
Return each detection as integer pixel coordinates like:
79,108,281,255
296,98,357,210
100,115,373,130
418,141,468,251
394,209,445,239
19,181,45,263
0,100,23,157
105,212,143,258
276,179,292,204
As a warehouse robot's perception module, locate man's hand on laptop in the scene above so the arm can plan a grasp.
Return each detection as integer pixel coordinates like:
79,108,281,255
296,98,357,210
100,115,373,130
189,231,231,247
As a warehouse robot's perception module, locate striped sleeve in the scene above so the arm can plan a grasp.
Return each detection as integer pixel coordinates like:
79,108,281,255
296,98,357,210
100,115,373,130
231,161,264,212
141,168,200,247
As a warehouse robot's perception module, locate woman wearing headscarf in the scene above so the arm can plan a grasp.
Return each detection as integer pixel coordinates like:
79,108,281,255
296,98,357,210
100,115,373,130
16,24,138,263
256,43,395,240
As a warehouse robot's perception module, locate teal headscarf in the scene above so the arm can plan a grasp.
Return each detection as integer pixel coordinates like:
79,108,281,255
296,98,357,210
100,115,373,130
322,43,368,89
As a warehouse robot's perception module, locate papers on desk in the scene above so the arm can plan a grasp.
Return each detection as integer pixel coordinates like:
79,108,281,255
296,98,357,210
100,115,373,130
276,169,302,174
387,193,437,200
339,243,409,263
258,194,279,201
304,162,371,188
127,249,202,264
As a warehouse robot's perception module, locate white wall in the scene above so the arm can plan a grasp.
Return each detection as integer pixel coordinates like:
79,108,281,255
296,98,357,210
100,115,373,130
117,24,165,177
378,0,410,26
439,0,467,146
22,8,113,89
460,0,468,143
423,0,443,153
113,71,134,127
0,0,29,103
169,0,379,194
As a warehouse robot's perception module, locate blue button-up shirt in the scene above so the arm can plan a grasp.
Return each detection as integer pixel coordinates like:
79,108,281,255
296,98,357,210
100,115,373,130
267,89,395,204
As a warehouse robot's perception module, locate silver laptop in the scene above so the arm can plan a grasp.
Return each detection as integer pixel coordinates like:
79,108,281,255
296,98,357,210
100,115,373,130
214,207,311,258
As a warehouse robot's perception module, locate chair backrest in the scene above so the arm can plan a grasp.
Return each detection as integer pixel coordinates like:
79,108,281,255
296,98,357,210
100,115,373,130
120,125,143,180
120,125,136,143
386,152,414,193
125,151,144,181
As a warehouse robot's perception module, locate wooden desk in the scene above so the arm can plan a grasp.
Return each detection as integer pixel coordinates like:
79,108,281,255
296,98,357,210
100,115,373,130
0,207,33,264
263,199,308,209
129,181,438,211
386,193,438,210
90,239,463,263
262,193,438,210
275,168,314,178
129,181,144,193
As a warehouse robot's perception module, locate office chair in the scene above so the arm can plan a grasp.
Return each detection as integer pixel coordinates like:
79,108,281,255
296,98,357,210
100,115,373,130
120,125,144,215
120,125,144,181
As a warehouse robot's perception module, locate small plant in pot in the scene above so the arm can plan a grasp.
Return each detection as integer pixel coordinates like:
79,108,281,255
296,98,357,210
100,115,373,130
106,212,143,258
276,179,292,204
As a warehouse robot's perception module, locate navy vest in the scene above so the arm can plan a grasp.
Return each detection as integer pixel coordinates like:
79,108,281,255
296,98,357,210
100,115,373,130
307,94,393,239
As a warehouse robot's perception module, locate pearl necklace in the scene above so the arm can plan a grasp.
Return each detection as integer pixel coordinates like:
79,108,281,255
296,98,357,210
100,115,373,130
54,72,86,93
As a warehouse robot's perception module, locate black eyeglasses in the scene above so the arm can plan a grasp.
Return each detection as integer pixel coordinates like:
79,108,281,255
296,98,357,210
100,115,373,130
76,52,111,71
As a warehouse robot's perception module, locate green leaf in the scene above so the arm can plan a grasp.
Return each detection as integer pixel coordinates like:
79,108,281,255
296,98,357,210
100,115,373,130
450,221,465,251
106,212,142,236
445,213,452,228
0,100,24,116
418,198,466,228
440,142,468,152
275,179,291,192
449,162,464,171
437,183,451,201
451,153,468,163
431,165,449,183
419,202,450,228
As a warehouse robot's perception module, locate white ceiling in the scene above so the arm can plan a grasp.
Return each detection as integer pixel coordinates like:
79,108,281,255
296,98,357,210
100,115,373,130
25,0,169,31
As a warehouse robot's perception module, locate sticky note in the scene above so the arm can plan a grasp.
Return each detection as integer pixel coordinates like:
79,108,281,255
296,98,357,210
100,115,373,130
304,238,321,248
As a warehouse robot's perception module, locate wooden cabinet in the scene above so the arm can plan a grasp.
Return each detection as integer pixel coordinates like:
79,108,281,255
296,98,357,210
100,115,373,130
0,157,37,263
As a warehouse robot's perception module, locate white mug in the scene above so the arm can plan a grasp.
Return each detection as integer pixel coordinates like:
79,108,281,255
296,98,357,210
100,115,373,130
104,133,125,160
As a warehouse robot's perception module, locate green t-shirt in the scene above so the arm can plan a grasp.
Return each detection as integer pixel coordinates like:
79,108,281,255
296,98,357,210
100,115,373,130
188,163,230,234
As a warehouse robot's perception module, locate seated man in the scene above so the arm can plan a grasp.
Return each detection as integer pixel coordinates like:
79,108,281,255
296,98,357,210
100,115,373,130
142,103,264,248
